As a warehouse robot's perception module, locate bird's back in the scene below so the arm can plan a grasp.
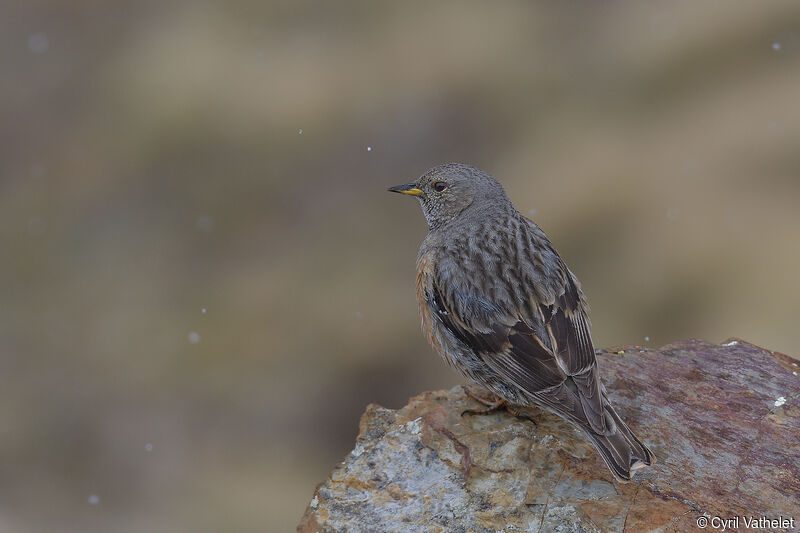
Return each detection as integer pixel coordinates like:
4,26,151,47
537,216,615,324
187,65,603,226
397,163,653,480
415,209,654,480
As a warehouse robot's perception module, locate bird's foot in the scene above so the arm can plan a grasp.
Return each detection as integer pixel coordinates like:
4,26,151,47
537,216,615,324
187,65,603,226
462,384,507,414
461,384,536,424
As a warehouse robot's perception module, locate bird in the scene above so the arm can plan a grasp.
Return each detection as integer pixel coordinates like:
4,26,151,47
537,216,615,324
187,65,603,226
388,162,654,481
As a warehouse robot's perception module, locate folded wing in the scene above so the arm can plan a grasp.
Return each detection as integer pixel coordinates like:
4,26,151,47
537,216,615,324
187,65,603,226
425,224,610,434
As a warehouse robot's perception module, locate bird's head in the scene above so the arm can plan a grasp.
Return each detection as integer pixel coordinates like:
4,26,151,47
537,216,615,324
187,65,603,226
388,163,509,230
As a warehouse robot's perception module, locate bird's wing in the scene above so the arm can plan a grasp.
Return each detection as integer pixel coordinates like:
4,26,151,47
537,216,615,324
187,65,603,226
424,222,608,432
540,264,596,376
535,268,608,433
425,279,567,393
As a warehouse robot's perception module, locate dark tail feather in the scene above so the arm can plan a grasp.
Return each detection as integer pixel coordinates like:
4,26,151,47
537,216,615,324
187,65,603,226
535,385,655,481
583,402,655,481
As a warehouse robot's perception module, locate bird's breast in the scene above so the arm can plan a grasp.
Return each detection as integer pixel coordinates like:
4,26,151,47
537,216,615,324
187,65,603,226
415,250,443,355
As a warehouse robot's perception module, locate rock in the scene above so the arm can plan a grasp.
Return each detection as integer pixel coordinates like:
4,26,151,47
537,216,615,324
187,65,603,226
298,339,800,532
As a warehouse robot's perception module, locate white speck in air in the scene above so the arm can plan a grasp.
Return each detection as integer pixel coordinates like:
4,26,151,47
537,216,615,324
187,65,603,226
28,217,46,236
774,396,786,407
366,146,372,152
772,42,781,51
145,443,153,452
88,494,100,505
196,215,214,232
644,336,650,342
31,163,46,178
298,129,303,135
666,207,681,221
528,209,537,216
188,331,200,344
28,33,49,54
201,308,207,314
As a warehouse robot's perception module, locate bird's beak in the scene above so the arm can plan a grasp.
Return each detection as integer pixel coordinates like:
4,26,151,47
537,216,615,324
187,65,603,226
388,183,423,196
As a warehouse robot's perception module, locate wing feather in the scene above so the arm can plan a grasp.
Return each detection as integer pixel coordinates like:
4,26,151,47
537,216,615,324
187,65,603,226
426,283,566,393
423,218,609,433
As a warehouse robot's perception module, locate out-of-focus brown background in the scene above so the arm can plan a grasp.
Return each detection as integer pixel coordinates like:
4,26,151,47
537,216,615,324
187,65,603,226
2,1,799,531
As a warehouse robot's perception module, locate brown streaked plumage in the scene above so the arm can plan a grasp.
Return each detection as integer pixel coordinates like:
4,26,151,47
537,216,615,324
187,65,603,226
390,163,654,481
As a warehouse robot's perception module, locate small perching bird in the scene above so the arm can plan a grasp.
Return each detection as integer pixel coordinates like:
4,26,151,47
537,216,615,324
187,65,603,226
389,163,654,481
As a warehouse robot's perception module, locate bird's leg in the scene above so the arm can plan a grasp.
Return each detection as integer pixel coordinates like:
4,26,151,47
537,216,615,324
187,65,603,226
461,384,536,424
461,384,507,415
504,405,537,424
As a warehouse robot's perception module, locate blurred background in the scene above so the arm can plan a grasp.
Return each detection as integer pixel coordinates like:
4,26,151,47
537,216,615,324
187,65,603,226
2,1,799,531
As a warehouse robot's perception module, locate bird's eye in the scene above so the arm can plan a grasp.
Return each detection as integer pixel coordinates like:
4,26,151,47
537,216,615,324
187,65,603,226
433,181,448,192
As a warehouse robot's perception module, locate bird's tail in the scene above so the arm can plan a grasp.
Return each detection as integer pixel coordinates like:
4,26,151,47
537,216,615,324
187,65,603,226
582,401,654,481
536,388,655,481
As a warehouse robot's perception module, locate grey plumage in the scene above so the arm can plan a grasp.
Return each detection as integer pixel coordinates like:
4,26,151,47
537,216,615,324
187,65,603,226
390,162,654,481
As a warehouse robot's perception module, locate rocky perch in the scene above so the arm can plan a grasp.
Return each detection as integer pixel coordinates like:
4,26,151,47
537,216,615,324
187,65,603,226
298,339,800,532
